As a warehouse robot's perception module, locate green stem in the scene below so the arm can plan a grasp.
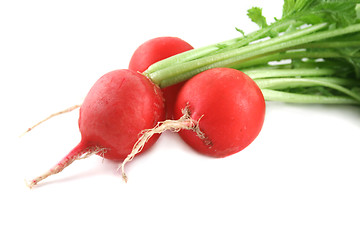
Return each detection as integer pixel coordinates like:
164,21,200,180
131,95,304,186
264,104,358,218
298,40,360,49
147,23,329,87
145,20,298,74
255,77,358,87
261,89,360,105
146,23,360,88
144,37,242,72
216,23,360,69
255,77,360,102
233,50,359,69
245,68,336,79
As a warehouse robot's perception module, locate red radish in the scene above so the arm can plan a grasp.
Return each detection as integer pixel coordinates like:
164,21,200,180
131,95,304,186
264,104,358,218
174,68,265,157
128,36,194,119
28,69,165,188
21,37,192,136
129,36,193,73
120,68,265,180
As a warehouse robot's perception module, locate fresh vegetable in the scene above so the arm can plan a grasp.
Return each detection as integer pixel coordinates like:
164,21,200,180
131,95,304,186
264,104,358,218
174,68,265,157
28,0,360,186
143,0,360,104
128,36,194,118
120,68,265,181
23,0,360,136
128,36,193,73
27,69,165,188
21,37,193,136
119,0,360,180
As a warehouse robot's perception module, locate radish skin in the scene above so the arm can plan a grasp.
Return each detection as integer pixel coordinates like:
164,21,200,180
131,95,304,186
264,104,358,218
78,70,164,160
22,37,193,136
27,69,165,188
129,37,193,73
128,36,194,119
174,68,265,157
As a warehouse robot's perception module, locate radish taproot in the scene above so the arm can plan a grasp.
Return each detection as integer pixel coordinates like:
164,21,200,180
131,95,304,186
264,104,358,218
129,36,194,119
120,68,265,180
27,69,165,188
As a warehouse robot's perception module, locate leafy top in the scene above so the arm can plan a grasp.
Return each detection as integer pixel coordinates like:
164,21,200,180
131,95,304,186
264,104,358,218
247,0,360,29
247,7,268,29
281,0,360,27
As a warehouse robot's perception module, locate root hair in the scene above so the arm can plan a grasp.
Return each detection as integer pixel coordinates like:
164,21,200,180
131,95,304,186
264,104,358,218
119,106,204,182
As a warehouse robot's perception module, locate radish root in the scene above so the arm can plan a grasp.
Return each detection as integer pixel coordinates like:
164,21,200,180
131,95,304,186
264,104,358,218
26,146,106,189
120,107,204,182
20,104,81,137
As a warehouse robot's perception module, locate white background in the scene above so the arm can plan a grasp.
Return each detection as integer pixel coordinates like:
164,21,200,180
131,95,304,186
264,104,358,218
1,0,360,239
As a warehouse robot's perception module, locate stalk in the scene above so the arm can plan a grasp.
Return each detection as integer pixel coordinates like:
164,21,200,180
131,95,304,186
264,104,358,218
244,68,337,79
298,40,360,49
254,77,358,87
255,77,360,102
261,89,360,105
145,23,360,88
145,19,299,73
232,50,360,69
146,23,328,86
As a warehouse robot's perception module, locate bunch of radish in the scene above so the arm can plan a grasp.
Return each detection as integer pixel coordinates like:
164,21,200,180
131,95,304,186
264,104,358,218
27,37,265,187
27,0,360,187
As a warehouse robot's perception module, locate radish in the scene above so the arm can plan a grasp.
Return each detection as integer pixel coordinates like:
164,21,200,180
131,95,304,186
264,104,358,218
21,37,193,136
174,68,265,157
28,1,360,185
129,37,193,73
129,36,194,119
27,69,165,188
120,68,265,180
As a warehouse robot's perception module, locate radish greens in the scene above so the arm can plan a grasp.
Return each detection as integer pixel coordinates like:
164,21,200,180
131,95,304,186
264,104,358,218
144,0,360,105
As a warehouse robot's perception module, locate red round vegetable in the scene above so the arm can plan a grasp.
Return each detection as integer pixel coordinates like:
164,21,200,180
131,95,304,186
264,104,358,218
128,36,194,119
174,68,265,157
128,36,193,73
28,69,165,187
120,68,265,180
21,37,192,137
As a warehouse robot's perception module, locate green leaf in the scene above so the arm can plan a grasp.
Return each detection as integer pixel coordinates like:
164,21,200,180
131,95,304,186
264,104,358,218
282,0,312,18
235,27,245,37
310,1,360,26
282,0,360,27
247,7,268,29
282,0,295,18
